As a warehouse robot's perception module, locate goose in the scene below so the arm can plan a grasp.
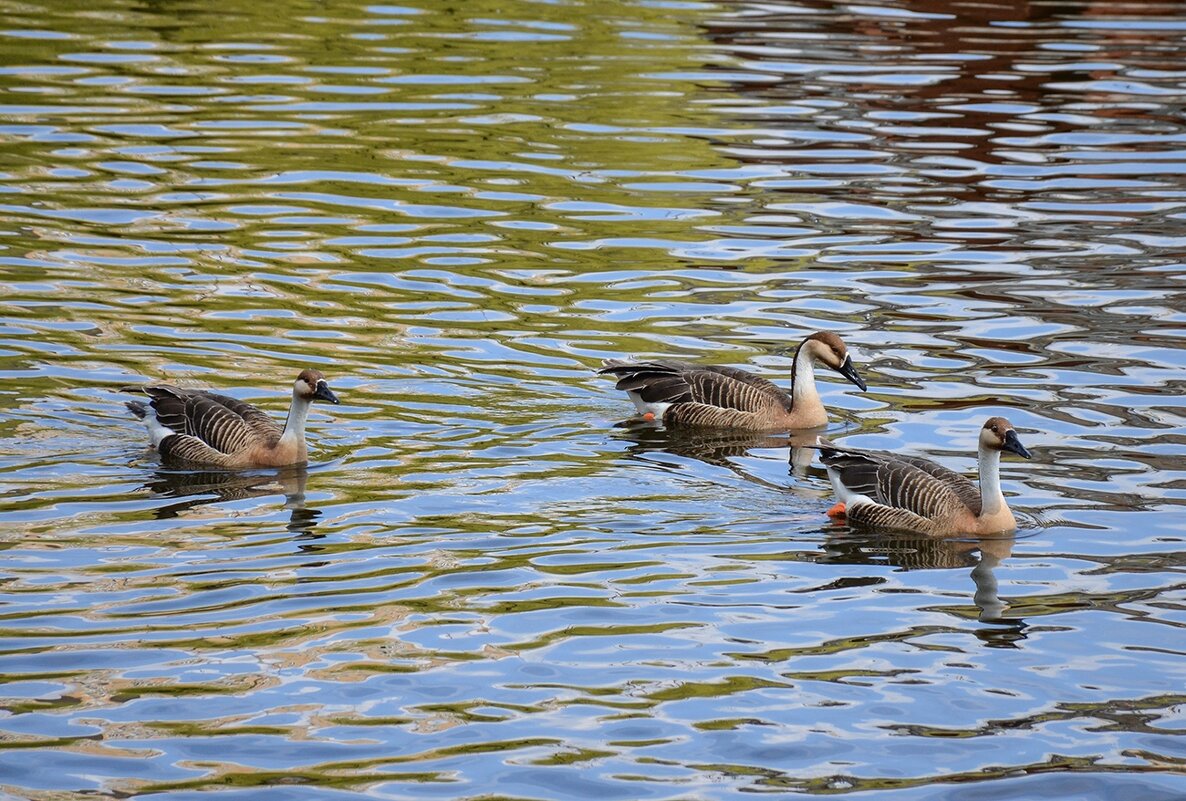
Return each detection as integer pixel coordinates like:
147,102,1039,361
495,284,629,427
599,331,866,431
123,368,339,468
819,416,1032,536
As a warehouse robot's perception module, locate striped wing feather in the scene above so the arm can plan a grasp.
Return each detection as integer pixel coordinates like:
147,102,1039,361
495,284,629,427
822,449,976,523
602,361,693,405
136,387,189,434
158,434,237,466
195,391,280,441
892,455,982,516
138,386,280,455
844,500,935,533
662,402,767,429
599,360,789,414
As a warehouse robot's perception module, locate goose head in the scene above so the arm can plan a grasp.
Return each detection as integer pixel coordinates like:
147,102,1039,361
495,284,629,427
294,369,340,405
802,332,867,392
980,416,1030,458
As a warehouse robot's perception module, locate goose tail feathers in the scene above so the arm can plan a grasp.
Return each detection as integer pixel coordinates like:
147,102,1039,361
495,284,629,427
125,400,149,420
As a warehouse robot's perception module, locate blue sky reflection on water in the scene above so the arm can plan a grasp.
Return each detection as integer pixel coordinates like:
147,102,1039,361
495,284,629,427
0,0,1184,798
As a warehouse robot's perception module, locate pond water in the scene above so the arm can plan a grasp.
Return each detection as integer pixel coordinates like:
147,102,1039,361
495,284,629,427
1,0,1184,798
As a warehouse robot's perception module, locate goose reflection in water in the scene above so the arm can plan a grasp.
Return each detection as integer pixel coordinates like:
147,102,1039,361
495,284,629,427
139,464,322,539
817,531,1024,641
613,421,825,483
610,423,1022,640
612,421,795,488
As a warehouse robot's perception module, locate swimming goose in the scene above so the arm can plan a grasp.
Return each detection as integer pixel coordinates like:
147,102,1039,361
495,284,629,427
819,416,1032,536
599,331,866,431
123,368,339,468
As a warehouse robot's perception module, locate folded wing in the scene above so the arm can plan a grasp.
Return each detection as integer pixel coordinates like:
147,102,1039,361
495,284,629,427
127,386,281,455
820,447,978,527
599,360,789,423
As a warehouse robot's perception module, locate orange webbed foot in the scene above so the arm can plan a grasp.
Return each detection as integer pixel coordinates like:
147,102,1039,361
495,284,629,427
826,502,847,519
642,412,655,421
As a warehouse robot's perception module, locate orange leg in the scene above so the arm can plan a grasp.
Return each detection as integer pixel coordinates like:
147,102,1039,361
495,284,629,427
642,412,655,421
826,502,847,519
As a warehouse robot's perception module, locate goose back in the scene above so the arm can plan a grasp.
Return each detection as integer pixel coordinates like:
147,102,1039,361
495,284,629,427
820,447,979,535
891,454,982,515
144,387,281,448
125,385,286,467
599,359,792,429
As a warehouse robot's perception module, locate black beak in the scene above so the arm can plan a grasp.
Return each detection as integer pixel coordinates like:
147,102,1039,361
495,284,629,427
835,356,867,392
312,380,340,405
1002,429,1031,459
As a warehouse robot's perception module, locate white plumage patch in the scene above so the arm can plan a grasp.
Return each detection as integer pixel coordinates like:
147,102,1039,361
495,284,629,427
141,412,177,450
824,465,875,508
626,392,671,419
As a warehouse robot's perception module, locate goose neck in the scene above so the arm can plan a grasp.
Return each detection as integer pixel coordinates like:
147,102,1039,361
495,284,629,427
790,341,819,410
978,445,1004,516
281,391,312,442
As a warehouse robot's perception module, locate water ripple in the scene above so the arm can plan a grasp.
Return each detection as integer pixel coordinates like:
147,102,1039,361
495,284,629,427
0,0,1184,798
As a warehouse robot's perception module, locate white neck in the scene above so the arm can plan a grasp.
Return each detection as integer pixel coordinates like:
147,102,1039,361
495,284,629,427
977,445,1003,516
281,391,312,442
791,345,819,406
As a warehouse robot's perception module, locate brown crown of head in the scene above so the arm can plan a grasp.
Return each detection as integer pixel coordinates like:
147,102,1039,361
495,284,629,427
297,368,326,386
981,416,1015,447
982,416,1013,433
805,331,847,361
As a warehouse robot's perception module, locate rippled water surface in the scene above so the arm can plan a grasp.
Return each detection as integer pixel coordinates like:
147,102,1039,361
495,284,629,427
1,0,1185,797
